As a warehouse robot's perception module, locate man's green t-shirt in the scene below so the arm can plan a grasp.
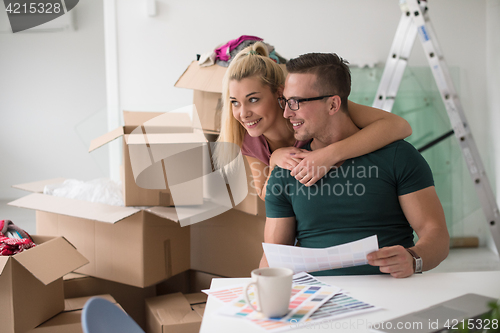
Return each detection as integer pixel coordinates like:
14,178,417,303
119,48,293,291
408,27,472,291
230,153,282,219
265,140,434,276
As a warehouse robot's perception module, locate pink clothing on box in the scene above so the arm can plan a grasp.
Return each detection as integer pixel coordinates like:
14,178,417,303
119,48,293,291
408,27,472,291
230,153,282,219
214,35,263,62
240,132,310,166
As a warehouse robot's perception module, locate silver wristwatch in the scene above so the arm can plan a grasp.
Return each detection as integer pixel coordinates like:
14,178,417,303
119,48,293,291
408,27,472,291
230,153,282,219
406,248,423,273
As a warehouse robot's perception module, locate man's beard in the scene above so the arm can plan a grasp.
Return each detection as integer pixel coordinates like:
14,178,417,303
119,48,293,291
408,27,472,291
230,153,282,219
294,128,313,142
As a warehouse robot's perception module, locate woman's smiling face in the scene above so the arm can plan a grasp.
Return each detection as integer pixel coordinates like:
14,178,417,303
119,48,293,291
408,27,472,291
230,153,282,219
229,76,282,138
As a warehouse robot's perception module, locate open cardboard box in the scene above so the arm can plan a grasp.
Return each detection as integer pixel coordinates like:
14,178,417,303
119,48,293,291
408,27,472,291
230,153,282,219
63,272,156,329
10,176,266,284
0,235,88,333
30,294,121,333
9,179,191,288
145,292,207,333
89,111,205,207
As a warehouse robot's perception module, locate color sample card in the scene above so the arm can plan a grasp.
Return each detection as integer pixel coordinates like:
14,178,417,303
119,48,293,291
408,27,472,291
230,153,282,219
217,284,340,325
308,293,378,321
202,284,245,303
263,235,379,273
292,271,334,287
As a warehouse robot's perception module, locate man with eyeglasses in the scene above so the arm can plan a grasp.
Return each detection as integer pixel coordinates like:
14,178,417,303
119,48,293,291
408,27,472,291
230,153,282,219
260,53,449,278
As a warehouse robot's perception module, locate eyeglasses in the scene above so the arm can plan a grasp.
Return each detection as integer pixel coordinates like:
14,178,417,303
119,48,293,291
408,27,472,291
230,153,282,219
278,95,336,111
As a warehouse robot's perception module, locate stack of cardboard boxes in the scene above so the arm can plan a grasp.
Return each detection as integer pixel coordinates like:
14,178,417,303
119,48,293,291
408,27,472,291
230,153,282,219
6,60,269,332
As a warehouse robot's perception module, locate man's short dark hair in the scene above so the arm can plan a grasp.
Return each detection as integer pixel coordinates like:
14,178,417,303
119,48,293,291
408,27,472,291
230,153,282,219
286,53,351,111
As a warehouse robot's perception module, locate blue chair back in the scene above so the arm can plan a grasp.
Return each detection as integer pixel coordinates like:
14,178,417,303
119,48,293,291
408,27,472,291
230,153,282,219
81,296,145,333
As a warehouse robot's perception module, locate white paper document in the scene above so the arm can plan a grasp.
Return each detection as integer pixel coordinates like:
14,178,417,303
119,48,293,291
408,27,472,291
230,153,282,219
263,235,379,273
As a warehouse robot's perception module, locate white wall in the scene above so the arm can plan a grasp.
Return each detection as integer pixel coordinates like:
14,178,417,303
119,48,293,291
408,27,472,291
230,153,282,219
111,0,491,163
0,0,107,200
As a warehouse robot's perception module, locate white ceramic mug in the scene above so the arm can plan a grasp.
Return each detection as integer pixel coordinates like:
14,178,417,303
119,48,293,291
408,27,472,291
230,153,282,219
244,267,293,318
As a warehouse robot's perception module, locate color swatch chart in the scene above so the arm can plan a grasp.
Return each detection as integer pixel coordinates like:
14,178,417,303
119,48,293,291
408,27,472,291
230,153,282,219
308,293,377,321
291,271,333,287
203,272,381,332
241,285,379,332
202,284,245,303
217,283,340,324
202,272,334,304
263,235,379,273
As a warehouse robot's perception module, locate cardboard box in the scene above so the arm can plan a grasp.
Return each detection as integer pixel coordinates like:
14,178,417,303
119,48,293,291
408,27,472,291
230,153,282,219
176,61,271,217
174,61,226,133
155,269,224,296
184,293,207,317
233,156,266,216
9,179,191,288
0,235,88,333
145,292,207,333
30,294,121,333
190,208,265,278
63,273,156,329
11,174,267,284
89,111,205,207
175,60,287,133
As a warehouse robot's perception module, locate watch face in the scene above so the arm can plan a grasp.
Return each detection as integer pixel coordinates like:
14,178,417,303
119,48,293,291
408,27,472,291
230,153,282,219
415,258,423,273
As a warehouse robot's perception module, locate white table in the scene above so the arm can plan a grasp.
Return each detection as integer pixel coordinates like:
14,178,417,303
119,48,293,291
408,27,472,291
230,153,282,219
200,271,500,332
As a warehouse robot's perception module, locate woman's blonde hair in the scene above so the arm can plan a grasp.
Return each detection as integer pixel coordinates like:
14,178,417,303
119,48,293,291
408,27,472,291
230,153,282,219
214,41,285,169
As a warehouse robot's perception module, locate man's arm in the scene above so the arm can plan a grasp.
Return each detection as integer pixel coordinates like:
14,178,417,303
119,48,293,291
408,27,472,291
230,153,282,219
367,186,449,278
259,217,296,268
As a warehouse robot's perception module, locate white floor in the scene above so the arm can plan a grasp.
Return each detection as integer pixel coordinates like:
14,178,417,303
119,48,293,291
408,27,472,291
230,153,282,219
2,199,500,273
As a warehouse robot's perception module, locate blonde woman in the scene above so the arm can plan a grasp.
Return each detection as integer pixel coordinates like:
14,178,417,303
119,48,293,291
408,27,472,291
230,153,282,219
216,42,412,200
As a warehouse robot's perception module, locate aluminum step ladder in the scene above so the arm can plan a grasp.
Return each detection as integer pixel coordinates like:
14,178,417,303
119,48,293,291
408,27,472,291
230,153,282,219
373,0,500,252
